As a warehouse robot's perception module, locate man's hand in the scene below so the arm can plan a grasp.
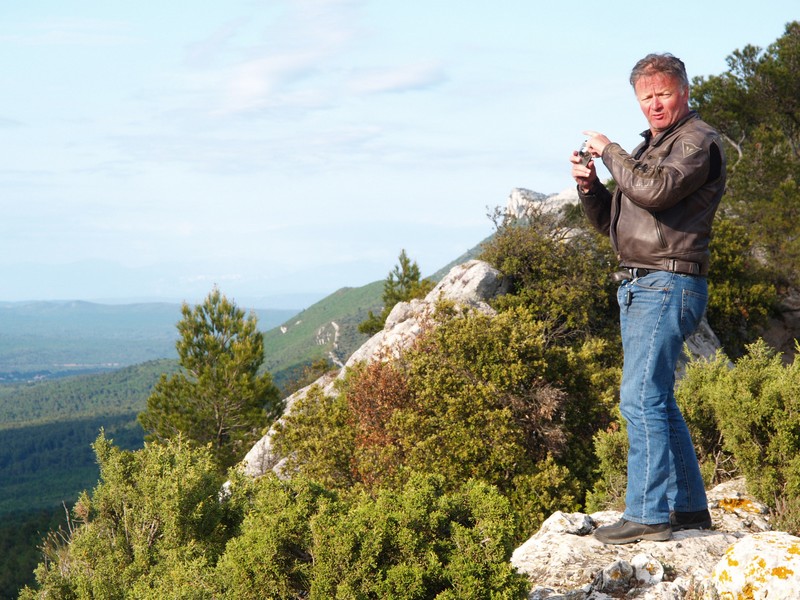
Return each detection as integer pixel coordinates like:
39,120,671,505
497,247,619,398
582,130,611,156
570,149,597,193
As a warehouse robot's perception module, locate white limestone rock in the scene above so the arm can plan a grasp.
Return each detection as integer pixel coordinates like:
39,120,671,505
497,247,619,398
711,532,800,599
345,260,508,369
239,260,509,479
505,187,579,220
511,479,770,599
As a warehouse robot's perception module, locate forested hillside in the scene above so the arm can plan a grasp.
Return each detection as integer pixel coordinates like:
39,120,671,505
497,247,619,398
0,360,176,597
262,282,382,390
0,360,177,514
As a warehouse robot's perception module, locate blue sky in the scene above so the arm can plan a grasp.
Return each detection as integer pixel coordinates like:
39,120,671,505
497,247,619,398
1,1,796,307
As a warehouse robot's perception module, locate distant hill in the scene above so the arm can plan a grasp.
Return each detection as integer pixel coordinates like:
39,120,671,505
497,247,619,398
0,301,298,382
263,281,383,390
261,238,490,391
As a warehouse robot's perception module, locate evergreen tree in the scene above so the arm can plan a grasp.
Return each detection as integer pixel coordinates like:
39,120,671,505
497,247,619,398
138,288,281,471
359,249,435,336
692,21,800,287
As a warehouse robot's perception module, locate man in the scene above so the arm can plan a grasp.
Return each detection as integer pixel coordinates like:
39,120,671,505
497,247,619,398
570,53,726,545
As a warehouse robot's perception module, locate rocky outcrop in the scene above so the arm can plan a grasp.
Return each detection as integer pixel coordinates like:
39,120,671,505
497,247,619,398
240,259,510,478
510,477,797,599
506,187,579,219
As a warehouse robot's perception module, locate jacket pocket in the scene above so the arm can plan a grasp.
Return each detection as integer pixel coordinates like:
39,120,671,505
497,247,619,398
651,212,667,249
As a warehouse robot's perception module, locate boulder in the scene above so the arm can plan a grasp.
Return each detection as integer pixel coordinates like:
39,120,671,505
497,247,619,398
510,478,772,599
711,531,800,599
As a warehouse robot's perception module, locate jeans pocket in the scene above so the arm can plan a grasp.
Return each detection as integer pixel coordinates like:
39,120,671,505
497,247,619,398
680,288,707,338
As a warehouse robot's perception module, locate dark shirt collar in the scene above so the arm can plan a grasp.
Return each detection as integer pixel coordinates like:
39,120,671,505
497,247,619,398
639,110,698,146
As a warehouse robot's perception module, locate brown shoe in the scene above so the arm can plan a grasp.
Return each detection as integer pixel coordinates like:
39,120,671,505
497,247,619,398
594,518,672,545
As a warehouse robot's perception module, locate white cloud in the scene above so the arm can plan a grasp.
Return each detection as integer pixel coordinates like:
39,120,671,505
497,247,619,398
221,52,323,113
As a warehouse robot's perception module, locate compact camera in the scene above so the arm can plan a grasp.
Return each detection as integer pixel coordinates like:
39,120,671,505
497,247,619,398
578,141,592,167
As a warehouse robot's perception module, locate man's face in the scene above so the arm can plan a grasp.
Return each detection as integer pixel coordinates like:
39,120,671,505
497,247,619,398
634,72,690,134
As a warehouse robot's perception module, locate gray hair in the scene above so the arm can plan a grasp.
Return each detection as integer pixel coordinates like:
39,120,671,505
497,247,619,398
629,53,689,89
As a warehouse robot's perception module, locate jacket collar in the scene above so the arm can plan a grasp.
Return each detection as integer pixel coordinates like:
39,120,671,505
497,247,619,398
639,110,698,147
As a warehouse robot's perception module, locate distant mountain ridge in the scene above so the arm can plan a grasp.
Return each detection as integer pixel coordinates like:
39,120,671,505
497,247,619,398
0,300,298,382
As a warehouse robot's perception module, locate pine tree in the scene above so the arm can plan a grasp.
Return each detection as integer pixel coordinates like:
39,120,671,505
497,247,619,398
138,287,281,471
358,249,434,336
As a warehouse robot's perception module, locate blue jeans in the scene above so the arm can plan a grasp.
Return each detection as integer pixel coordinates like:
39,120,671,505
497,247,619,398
617,270,708,525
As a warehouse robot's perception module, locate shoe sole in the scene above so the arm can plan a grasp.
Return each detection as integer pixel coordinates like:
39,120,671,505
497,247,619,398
595,530,672,545
671,521,712,532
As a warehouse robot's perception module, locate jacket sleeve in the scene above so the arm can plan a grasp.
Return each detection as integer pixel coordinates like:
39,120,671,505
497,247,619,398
601,132,712,211
577,181,612,236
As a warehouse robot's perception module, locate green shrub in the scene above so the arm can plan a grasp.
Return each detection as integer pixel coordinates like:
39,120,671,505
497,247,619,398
273,303,617,541
21,434,234,599
272,383,358,490
673,340,800,532
310,473,529,599
707,215,777,358
215,476,335,599
584,415,628,514
674,350,737,486
479,204,619,342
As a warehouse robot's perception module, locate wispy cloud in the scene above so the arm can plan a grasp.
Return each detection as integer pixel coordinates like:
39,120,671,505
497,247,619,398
0,17,137,46
221,51,325,113
184,17,251,69
348,62,447,95
0,117,24,128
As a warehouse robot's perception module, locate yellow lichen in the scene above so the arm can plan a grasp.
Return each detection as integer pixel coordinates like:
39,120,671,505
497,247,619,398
717,568,731,583
741,582,757,600
771,566,794,579
718,497,758,513
727,557,739,567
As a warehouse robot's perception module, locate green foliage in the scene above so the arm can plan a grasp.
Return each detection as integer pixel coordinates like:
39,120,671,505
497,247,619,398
0,359,176,429
480,205,618,339
310,474,529,599
139,288,281,471
23,439,527,599
706,215,777,358
692,21,800,288
0,507,68,600
215,475,333,599
359,249,435,336
681,341,800,501
275,303,616,541
273,383,358,490
584,417,628,514
0,413,143,515
672,341,800,532
21,434,235,599
674,351,737,486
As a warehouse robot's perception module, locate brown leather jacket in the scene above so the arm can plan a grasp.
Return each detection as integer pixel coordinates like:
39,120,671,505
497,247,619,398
578,112,726,276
